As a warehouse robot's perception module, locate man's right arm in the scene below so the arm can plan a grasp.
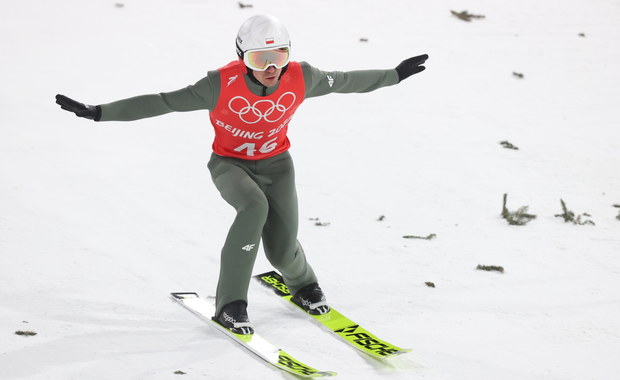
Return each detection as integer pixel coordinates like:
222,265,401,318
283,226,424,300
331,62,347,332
99,71,221,121
56,70,221,122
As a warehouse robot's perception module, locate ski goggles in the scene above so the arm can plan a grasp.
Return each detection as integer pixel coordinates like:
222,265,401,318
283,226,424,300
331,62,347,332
243,47,290,71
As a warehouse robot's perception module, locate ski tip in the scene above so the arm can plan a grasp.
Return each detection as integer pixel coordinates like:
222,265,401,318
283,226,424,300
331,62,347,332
384,348,412,358
170,292,199,300
312,371,338,377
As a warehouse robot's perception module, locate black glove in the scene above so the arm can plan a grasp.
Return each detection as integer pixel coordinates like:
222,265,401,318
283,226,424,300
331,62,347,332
55,94,101,121
395,54,429,83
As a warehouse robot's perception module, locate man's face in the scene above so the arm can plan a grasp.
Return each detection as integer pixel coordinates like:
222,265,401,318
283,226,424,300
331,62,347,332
252,66,283,88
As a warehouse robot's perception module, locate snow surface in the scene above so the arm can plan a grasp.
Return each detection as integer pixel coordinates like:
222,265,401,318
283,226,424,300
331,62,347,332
1,0,620,379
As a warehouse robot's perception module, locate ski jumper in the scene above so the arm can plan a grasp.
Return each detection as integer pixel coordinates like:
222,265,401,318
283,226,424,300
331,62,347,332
208,61,316,312
96,59,399,314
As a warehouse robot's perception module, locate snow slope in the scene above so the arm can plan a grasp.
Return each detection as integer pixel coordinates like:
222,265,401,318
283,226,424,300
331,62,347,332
1,0,619,379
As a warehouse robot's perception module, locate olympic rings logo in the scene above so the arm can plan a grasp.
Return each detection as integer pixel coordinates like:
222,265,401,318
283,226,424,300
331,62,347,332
228,92,297,124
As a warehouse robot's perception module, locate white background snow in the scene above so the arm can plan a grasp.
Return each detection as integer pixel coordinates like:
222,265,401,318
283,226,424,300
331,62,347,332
1,0,619,379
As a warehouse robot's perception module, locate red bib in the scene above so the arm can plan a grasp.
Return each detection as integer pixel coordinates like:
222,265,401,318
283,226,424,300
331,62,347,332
209,61,305,160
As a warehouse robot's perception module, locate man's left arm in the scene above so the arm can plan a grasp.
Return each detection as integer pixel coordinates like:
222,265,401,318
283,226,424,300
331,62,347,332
301,54,428,99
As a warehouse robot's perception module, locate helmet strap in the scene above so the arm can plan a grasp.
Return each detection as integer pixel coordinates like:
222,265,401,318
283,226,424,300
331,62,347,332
237,57,248,74
279,64,289,79
246,69,262,87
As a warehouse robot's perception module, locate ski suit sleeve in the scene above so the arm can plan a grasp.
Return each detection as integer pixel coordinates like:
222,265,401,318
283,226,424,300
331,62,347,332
98,71,221,121
300,61,399,99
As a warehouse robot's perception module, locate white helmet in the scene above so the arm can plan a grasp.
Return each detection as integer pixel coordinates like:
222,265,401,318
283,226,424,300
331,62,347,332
236,15,290,57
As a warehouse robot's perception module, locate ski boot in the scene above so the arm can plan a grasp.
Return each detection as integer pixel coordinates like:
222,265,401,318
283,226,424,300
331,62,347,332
291,283,331,315
213,300,254,335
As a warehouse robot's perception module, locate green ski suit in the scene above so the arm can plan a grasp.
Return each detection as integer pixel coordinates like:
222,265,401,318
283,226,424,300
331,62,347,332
98,61,399,313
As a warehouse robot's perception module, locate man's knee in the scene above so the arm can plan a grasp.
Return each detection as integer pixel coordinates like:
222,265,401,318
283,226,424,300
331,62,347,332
236,192,269,220
266,240,302,270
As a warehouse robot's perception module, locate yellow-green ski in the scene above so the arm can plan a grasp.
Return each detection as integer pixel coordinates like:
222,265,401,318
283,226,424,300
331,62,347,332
253,271,411,359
